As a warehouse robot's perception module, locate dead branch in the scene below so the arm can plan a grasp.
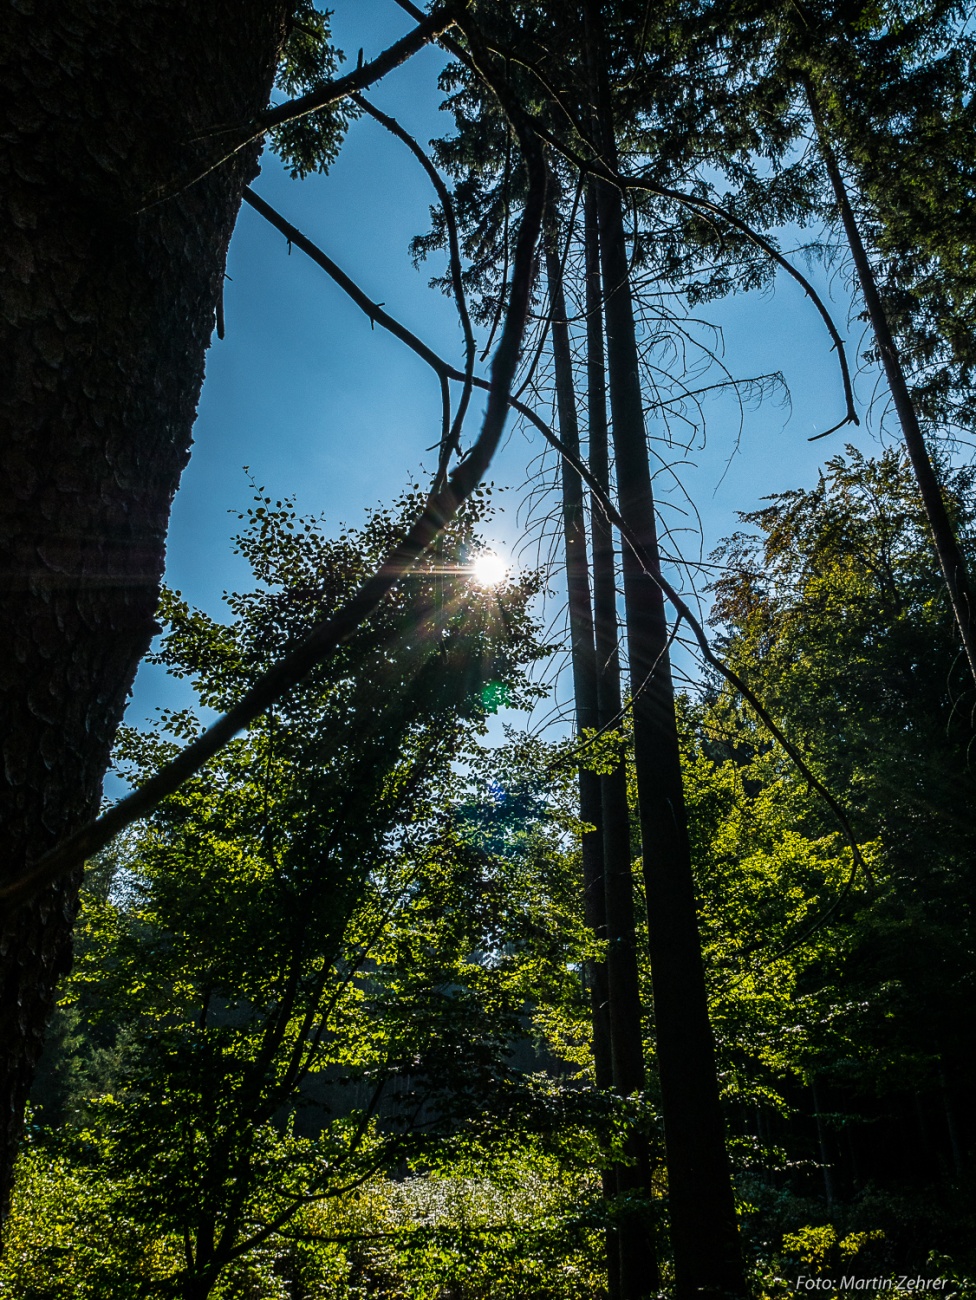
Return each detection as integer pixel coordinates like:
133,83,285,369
352,93,476,485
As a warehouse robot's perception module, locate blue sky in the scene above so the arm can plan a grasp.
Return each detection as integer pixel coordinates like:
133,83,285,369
121,0,880,749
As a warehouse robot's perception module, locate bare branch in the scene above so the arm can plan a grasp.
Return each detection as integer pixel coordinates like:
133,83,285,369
537,126,860,439
352,93,476,486
403,8,858,440
243,189,452,376
258,9,457,136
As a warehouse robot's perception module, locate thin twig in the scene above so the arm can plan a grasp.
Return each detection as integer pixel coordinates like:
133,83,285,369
352,93,476,486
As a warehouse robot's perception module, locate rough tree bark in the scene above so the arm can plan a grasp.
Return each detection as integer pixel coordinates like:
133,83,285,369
0,0,289,1216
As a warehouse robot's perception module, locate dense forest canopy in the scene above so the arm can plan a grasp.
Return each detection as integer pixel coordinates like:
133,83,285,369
1,2,974,1298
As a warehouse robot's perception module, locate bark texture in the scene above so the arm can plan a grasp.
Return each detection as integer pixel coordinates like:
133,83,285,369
0,0,289,1215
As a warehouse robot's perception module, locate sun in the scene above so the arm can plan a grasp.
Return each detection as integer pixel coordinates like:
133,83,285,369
471,551,508,587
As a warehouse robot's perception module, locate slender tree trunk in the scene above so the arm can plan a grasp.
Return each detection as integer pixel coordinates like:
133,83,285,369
545,228,614,1088
584,6,745,1295
584,188,645,1110
0,0,289,1218
805,78,976,691
548,211,660,1298
810,1077,836,1210
584,185,661,1299
597,172,743,1300
545,226,621,1299
183,1269,217,1300
937,1058,964,1179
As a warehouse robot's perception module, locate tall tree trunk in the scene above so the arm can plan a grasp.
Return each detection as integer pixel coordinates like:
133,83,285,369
583,6,745,1296
544,227,614,1084
584,184,661,1299
545,226,620,1298
548,214,659,1299
0,0,289,1217
805,77,976,691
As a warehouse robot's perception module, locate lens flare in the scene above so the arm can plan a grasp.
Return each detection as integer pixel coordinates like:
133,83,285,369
471,552,507,587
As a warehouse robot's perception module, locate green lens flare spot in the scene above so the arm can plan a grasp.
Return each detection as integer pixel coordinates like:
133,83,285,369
480,680,510,713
